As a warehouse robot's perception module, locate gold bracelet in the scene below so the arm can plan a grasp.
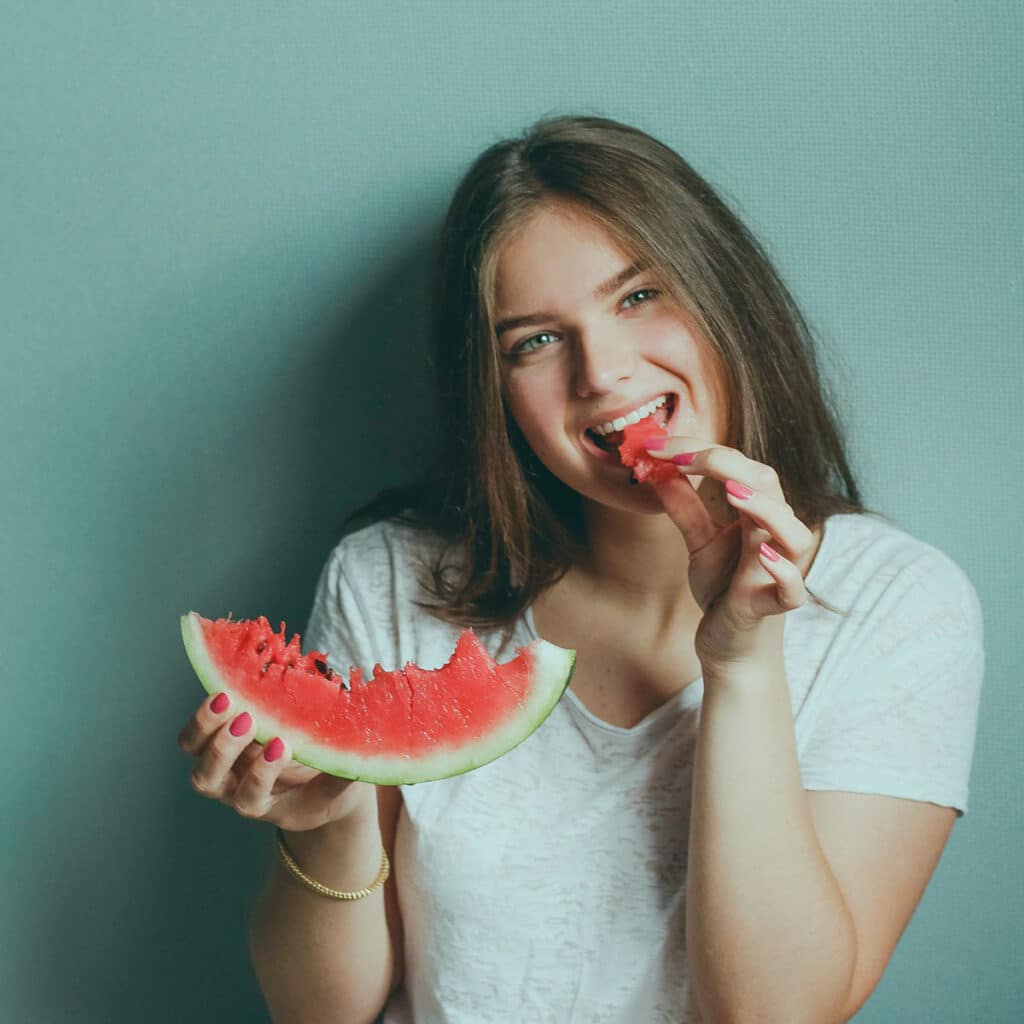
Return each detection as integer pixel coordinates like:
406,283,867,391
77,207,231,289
275,828,390,901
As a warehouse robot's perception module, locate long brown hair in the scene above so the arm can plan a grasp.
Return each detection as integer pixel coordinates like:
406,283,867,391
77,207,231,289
340,114,869,650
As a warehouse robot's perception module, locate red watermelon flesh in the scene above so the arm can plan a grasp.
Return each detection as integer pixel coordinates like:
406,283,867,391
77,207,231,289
618,416,677,484
180,612,575,785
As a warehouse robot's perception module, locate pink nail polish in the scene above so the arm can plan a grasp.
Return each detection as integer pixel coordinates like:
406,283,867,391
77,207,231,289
229,712,252,737
759,542,780,562
672,452,696,466
210,692,230,714
644,437,667,450
725,480,753,500
264,737,285,762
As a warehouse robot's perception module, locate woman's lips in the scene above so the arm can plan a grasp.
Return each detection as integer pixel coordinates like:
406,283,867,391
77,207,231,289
581,429,625,463
582,393,679,464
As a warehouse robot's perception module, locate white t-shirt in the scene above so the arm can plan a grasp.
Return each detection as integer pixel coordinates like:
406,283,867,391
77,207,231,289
302,510,985,1024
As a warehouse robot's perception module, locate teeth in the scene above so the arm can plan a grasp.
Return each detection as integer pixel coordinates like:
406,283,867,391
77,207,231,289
592,395,668,437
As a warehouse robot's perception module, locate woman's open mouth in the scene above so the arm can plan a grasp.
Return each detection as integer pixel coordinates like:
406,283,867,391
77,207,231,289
583,393,677,460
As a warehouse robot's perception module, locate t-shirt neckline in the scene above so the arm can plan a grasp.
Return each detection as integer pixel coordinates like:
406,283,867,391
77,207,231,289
520,513,840,736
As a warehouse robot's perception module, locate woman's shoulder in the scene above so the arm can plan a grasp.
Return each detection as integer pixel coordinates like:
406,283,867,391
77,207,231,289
811,511,982,627
818,511,963,575
326,507,454,578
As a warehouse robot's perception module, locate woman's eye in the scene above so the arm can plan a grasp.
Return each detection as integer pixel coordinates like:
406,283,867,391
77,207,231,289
514,332,558,354
510,289,660,355
621,287,660,309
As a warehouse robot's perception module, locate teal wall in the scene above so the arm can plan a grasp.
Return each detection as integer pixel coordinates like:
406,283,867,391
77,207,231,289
3,3,1020,1021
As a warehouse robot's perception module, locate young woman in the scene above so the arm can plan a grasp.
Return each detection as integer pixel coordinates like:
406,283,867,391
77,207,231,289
178,115,985,1023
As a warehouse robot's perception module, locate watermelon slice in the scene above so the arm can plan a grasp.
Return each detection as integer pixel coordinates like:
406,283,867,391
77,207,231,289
180,612,575,786
618,416,677,485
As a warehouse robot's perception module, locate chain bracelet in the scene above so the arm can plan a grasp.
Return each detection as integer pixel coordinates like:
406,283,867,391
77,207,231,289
275,827,390,900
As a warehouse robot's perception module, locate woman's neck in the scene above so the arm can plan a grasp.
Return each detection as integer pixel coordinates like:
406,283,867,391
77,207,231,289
571,500,703,635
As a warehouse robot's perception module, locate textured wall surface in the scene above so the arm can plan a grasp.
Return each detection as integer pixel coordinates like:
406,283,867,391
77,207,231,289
2,2,1020,1021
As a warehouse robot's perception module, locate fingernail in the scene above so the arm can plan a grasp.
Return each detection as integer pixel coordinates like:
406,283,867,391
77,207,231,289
725,480,753,499
264,737,285,762
672,452,696,466
229,712,252,737
759,542,780,562
644,437,667,450
210,692,230,714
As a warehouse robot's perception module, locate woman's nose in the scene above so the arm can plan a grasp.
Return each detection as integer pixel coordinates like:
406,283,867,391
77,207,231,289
573,327,635,397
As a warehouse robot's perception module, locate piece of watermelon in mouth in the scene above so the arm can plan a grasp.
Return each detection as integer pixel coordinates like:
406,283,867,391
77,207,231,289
588,395,672,450
617,400,679,485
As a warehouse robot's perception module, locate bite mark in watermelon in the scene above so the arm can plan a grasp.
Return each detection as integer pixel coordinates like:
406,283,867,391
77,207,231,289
618,417,678,485
180,612,575,786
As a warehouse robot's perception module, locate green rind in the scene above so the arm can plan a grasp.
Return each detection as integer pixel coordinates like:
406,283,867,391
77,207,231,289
180,612,575,786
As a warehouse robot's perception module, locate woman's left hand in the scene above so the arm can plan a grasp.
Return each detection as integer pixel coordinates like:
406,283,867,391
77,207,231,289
646,435,819,671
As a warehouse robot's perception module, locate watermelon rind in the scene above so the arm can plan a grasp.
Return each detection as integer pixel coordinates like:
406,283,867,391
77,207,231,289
180,612,576,786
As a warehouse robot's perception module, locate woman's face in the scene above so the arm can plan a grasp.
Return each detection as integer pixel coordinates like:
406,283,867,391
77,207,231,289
492,202,730,514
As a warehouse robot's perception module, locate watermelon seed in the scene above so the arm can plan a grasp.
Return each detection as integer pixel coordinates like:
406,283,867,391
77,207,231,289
260,662,270,674
256,640,267,654
314,659,328,675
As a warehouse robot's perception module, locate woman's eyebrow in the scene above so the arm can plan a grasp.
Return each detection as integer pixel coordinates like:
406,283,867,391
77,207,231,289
495,259,650,337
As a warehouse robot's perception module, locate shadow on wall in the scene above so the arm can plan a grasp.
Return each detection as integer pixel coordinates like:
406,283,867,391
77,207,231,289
33,211,445,1023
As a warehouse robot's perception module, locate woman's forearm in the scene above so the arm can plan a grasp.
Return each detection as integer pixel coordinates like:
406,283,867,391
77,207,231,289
248,808,396,1024
686,656,857,1024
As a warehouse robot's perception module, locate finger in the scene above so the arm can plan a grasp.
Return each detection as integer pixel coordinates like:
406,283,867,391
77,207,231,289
754,538,808,613
651,472,718,553
647,436,780,498
733,512,806,613
230,737,291,820
177,691,234,756
693,519,743,611
190,711,258,800
234,739,274,777
732,513,774,591
722,481,817,567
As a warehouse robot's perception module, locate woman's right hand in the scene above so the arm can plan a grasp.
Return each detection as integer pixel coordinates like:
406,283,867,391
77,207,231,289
177,692,377,832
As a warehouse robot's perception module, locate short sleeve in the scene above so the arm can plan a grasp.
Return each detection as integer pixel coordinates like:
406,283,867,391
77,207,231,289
302,539,381,681
799,549,985,817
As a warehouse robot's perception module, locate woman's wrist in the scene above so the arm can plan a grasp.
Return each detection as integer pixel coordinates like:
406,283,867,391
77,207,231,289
700,645,788,704
279,782,378,839
278,806,385,895
279,788,381,857
696,611,785,676
283,794,378,839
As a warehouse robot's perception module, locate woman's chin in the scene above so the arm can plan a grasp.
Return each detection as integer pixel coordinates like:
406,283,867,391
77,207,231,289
576,473,675,516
